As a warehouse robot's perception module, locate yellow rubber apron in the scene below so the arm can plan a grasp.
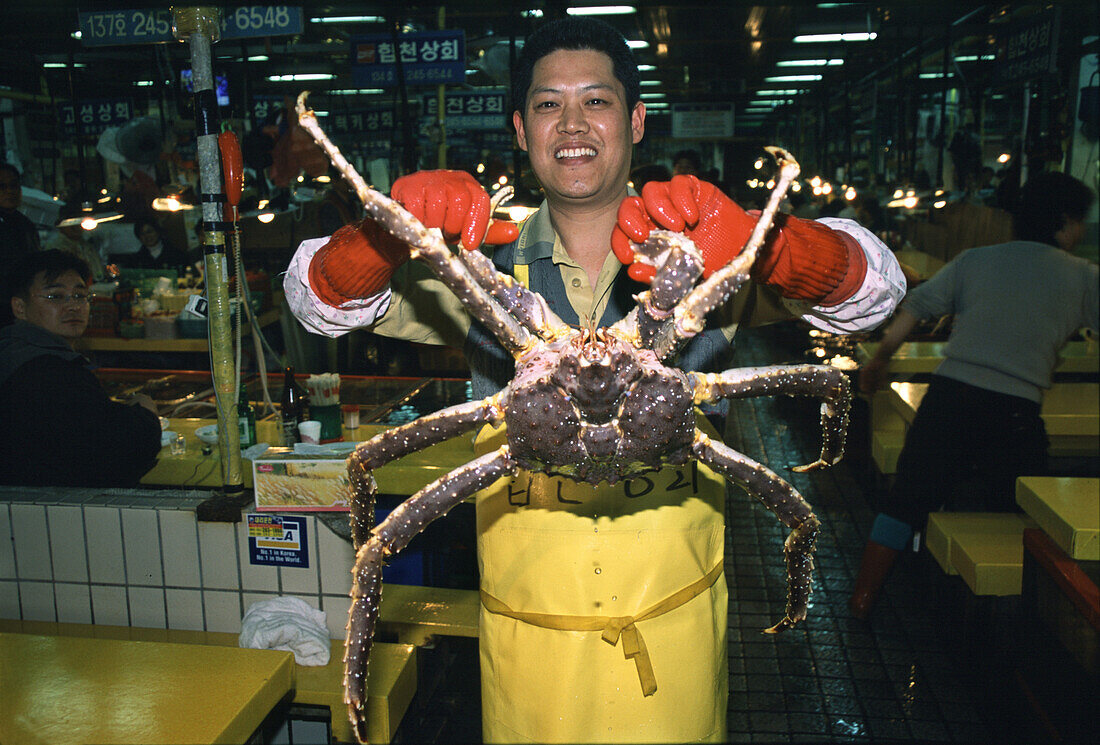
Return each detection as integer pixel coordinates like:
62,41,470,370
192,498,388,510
475,414,728,744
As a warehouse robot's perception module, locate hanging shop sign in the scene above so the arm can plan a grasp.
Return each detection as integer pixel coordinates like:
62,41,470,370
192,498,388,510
423,89,507,131
993,6,1061,85
326,106,397,136
671,103,735,140
78,6,303,46
351,30,465,87
58,99,133,136
246,513,310,568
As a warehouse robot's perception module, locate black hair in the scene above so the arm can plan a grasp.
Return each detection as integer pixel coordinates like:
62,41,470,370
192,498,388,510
133,218,161,239
1012,171,1095,246
0,162,21,182
511,16,640,120
6,250,91,301
672,149,703,173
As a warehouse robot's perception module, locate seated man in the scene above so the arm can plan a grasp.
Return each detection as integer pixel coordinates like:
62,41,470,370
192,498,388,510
0,250,162,487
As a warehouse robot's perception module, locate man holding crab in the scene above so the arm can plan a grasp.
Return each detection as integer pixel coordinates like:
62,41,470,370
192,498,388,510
286,16,904,744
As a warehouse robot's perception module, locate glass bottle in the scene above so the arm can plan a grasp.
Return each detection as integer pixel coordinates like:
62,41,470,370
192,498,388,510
280,366,302,445
237,385,256,448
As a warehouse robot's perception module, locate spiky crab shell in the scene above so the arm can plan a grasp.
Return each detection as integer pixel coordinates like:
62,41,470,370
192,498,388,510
503,330,696,484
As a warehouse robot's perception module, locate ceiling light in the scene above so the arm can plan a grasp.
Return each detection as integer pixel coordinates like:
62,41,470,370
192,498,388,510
755,89,803,96
640,80,661,86
765,75,822,82
955,54,996,62
627,40,649,50
521,9,545,19
777,59,843,67
329,88,385,95
566,6,637,15
637,64,656,72
743,107,773,113
644,102,669,109
793,32,877,43
310,16,384,23
44,62,85,68
133,80,154,87
267,74,337,82
70,31,82,39
640,93,665,99
919,73,953,79
241,55,269,62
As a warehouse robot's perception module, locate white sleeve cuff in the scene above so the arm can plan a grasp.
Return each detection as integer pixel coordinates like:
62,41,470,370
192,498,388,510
282,236,391,338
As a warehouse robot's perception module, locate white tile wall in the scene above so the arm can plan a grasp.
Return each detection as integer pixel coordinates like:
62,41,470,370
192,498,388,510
1,500,362,641
48,505,89,583
159,509,201,588
84,506,126,584
122,509,163,586
11,505,51,581
128,586,167,629
166,588,204,630
91,584,129,626
0,505,16,580
198,521,239,590
55,582,93,624
18,581,55,622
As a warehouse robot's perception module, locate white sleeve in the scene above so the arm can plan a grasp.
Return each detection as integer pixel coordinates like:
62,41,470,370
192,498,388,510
282,236,391,338
779,217,907,334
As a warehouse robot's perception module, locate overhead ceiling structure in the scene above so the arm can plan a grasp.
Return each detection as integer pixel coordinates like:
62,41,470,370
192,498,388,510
0,2,1096,160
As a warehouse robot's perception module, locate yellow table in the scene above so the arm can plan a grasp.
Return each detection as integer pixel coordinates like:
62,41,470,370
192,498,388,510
857,340,1099,376
77,308,281,353
144,417,476,493
885,382,1100,458
1016,476,1100,560
893,249,945,281
0,631,294,745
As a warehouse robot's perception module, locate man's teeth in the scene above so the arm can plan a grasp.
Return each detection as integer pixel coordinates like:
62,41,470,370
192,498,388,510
556,147,597,159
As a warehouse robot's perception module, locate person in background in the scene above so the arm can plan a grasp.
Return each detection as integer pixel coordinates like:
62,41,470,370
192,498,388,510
118,218,191,271
672,147,703,177
45,203,106,280
628,162,671,192
850,171,1099,619
285,16,904,743
1,162,43,326
0,250,162,487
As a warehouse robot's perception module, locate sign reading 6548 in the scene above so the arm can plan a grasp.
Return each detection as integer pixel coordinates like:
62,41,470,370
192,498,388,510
78,7,303,47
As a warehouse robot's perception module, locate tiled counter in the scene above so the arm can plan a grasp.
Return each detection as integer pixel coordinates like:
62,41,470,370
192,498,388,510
0,486,356,639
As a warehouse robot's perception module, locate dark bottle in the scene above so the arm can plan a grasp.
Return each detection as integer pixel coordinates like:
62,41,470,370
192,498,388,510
237,386,256,448
280,366,302,445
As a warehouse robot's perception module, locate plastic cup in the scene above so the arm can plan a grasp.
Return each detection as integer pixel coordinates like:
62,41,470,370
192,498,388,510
299,420,322,444
341,404,360,429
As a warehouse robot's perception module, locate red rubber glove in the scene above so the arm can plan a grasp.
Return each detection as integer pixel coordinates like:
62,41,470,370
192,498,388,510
612,175,866,304
391,170,519,250
308,170,519,307
308,220,410,307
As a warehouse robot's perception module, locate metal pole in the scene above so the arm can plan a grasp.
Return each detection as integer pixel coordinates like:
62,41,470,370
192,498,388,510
173,7,244,499
436,6,447,169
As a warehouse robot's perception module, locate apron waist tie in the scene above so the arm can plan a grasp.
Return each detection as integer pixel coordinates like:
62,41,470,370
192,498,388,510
480,561,724,697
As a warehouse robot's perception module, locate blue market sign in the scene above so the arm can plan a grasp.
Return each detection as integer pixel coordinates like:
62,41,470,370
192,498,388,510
351,30,465,87
247,513,310,568
424,89,508,131
79,6,303,46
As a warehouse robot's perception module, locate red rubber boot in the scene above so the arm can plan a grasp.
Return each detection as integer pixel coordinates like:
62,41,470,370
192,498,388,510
848,541,900,620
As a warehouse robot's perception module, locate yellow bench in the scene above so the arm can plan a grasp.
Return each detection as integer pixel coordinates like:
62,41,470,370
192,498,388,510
925,512,1037,595
378,583,480,646
0,619,415,745
1016,476,1099,560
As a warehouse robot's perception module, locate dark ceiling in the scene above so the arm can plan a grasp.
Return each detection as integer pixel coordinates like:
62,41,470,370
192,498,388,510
1,2,1095,137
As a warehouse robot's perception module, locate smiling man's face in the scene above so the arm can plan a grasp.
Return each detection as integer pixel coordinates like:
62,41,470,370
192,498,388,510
513,48,644,211
11,270,90,342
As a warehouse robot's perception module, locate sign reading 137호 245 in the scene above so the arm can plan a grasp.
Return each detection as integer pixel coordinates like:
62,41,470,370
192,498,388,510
78,6,303,46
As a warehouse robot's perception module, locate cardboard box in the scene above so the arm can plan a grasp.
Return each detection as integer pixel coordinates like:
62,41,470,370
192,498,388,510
1016,477,1099,560
253,449,350,511
926,512,1035,575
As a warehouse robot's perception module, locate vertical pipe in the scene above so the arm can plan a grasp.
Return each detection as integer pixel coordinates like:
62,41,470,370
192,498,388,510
436,6,447,169
937,26,950,185
173,7,243,495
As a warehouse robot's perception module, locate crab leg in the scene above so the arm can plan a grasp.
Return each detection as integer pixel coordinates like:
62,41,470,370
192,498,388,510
346,397,505,547
296,93,533,356
691,364,851,471
460,248,572,342
693,432,819,634
346,446,518,744
649,148,801,361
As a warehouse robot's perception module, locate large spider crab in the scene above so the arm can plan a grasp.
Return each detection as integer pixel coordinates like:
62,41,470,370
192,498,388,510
296,93,850,743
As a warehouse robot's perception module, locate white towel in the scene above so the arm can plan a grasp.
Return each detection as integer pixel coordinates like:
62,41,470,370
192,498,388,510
239,596,331,666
